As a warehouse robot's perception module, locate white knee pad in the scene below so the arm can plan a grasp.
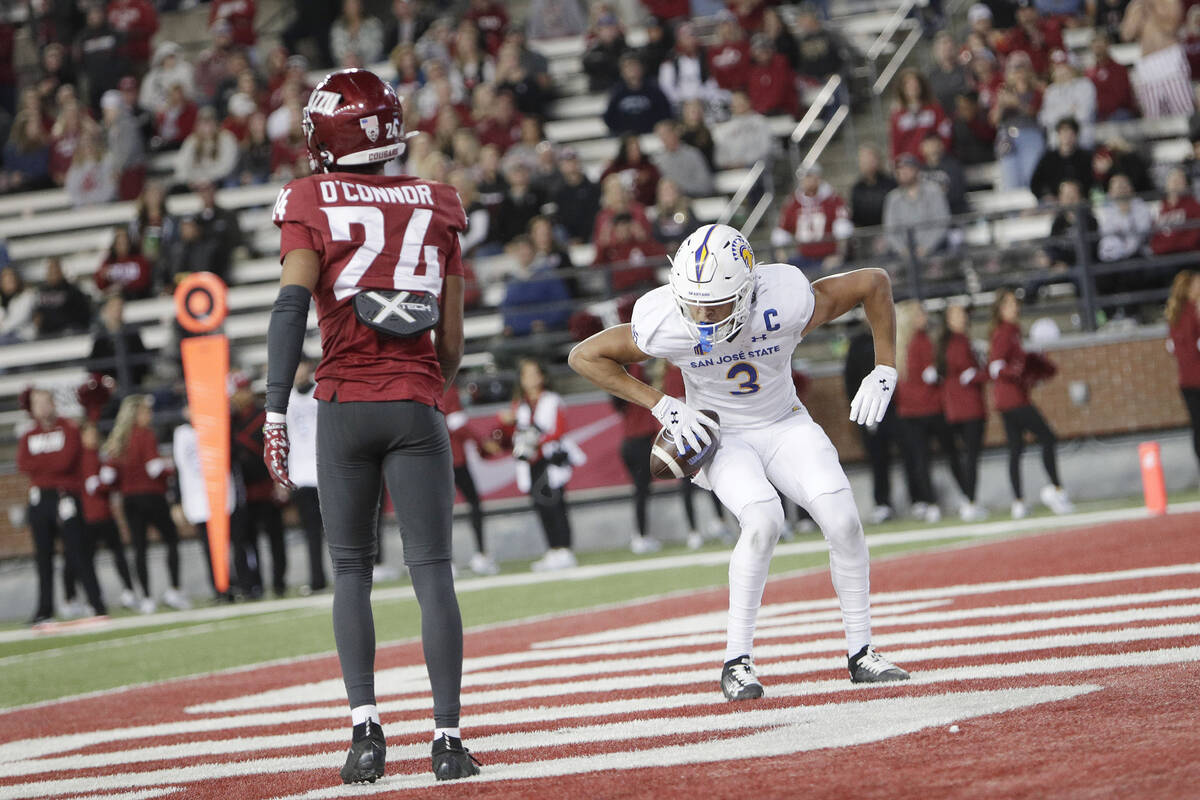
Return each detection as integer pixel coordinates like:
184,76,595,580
738,500,786,556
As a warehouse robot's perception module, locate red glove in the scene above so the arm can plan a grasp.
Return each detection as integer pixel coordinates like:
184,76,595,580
263,412,294,489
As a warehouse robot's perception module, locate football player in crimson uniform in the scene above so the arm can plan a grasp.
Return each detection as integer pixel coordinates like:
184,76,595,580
262,69,480,783
569,223,911,700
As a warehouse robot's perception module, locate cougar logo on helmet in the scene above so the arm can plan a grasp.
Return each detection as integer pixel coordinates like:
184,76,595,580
360,115,380,143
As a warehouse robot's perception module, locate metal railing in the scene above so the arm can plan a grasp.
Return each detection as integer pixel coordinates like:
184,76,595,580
717,160,767,227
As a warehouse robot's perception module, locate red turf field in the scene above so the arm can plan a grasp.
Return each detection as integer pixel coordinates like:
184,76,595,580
1,513,1198,799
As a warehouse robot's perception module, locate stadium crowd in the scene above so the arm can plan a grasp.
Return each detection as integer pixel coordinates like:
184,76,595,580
7,0,1200,623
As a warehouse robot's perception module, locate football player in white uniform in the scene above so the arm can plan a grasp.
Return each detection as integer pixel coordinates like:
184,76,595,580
569,223,909,698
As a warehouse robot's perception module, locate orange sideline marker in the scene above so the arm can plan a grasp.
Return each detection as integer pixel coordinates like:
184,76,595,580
1138,441,1168,516
175,273,232,592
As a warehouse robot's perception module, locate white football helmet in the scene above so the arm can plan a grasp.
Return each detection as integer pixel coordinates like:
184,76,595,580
668,223,755,352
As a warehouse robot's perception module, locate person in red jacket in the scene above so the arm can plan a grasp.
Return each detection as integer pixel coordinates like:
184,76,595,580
895,301,953,523
103,394,186,613
1087,32,1137,121
889,69,952,161
771,163,853,272
209,0,256,49
442,385,501,575
1151,167,1200,255
938,304,989,522
464,0,508,55
708,13,751,91
230,373,287,598
17,389,108,624
615,362,665,555
76,420,138,611
988,290,1072,519
95,226,153,299
1166,271,1200,471
107,0,159,74
995,4,1063,76
746,34,799,117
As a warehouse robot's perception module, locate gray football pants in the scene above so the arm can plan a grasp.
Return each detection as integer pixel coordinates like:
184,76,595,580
317,398,463,728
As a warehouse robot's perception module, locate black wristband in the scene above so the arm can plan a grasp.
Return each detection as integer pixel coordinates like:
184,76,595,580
265,284,312,414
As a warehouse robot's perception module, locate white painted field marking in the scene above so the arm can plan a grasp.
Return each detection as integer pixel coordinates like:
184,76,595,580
185,585,1200,715
263,686,1107,799
58,790,182,800
0,686,1101,799
3,502,1194,647
536,562,1200,648
4,642,1199,784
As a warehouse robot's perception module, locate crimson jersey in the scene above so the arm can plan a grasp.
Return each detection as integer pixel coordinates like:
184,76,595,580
776,186,851,260
273,172,467,408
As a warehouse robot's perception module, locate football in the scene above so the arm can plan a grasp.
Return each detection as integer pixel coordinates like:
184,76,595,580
649,410,721,480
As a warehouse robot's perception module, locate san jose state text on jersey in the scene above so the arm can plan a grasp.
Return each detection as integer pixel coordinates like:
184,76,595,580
632,263,816,430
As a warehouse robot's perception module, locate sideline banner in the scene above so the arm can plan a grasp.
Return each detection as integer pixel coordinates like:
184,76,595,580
175,273,232,593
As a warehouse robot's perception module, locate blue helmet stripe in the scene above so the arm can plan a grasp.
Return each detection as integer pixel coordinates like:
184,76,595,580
694,225,716,282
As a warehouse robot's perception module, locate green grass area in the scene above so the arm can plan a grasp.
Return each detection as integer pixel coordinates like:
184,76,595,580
0,490,1188,710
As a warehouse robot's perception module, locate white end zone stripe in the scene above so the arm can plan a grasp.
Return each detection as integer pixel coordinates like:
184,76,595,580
650,444,684,478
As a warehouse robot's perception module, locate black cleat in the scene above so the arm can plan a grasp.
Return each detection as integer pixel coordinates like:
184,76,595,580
432,734,481,781
720,655,765,701
848,644,910,683
340,720,385,784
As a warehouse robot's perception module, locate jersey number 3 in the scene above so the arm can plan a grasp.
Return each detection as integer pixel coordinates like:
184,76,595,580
321,206,442,301
726,362,760,395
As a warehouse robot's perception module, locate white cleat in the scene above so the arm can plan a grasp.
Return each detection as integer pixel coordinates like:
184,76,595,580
1011,500,1028,520
162,588,191,611
869,505,894,525
530,548,577,572
686,530,704,550
630,536,662,555
959,502,988,522
61,600,88,619
138,597,157,615
910,502,928,520
923,504,942,523
119,589,139,610
469,553,500,575
1040,485,1075,515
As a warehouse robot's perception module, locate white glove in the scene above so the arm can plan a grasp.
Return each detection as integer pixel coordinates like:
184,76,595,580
145,457,167,478
959,367,977,386
651,395,717,455
921,365,939,385
99,465,117,485
84,475,100,496
849,364,897,426
988,359,1005,379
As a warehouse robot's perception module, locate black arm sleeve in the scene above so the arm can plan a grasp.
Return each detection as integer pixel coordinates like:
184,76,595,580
265,284,312,414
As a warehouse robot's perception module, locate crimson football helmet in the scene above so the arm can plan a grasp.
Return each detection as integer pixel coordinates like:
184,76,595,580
302,69,405,173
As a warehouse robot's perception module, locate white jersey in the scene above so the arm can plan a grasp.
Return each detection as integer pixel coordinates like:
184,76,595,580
287,386,319,489
631,263,816,431
172,423,234,525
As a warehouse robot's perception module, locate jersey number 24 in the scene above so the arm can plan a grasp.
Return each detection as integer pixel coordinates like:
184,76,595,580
321,206,443,301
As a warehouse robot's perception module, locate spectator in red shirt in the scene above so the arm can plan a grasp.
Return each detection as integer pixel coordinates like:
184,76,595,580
1166,270,1200,470
18,389,107,624
79,419,138,609
95,226,153,299
153,83,198,151
209,0,256,49
475,90,524,153
937,304,989,521
746,33,799,117
600,134,661,207
1087,32,1137,121
103,394,186,613
889,68,951,161
895,301,954,523
729,0,767,32
1152,167,1200,254
996,3,1063,76
987,290,1071,519
770,162,853,272
595,211,665,292
107,0,159,74
708,11,751,90
464,0,508,55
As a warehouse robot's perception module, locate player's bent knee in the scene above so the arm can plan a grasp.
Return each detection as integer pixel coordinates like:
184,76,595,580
738,500,786,554
812,492,863,546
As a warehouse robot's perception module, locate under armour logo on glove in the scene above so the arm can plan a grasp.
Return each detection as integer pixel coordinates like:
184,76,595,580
263,413,294,490
850,365,898,426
